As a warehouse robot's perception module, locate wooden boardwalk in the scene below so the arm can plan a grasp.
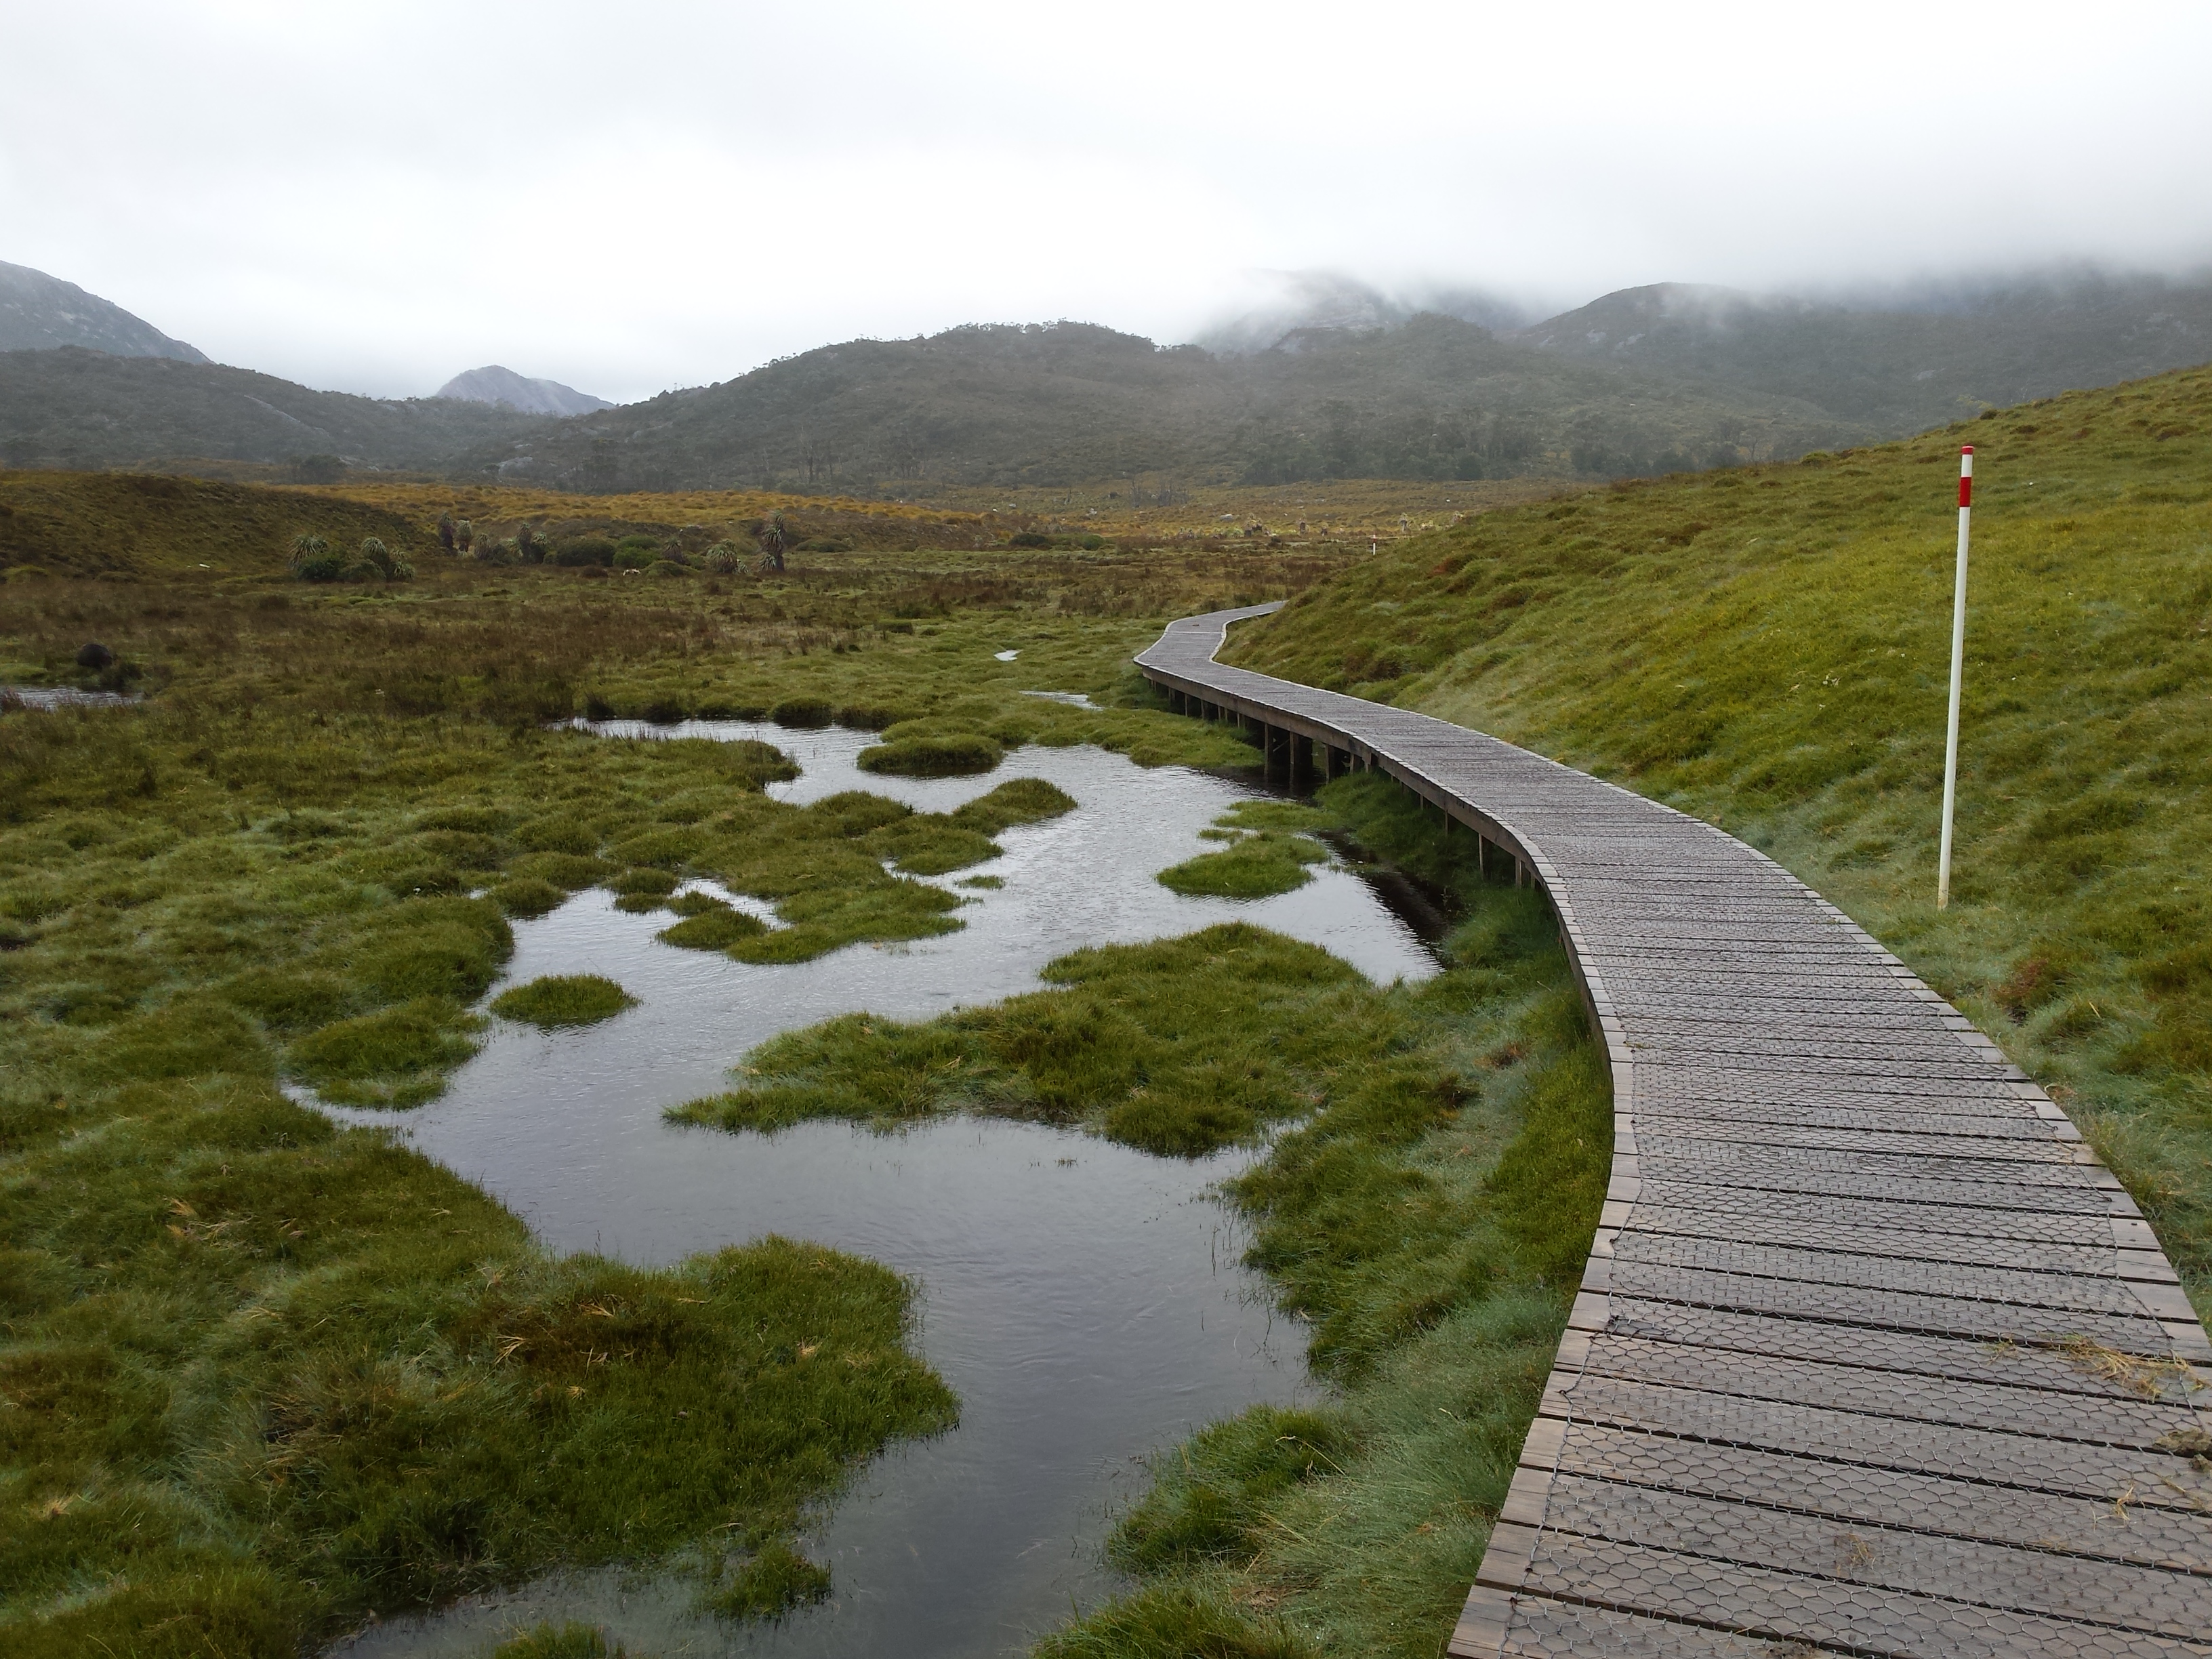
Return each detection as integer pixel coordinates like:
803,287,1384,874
1138,604,2212,1657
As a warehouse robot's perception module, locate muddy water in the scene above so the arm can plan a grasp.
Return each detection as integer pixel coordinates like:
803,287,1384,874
327,722,1441,1659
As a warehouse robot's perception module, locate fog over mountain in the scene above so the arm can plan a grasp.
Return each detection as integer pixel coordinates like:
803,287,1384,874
0,261,208,363
3,256,2209,489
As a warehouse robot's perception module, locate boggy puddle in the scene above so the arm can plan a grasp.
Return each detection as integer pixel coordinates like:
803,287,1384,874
325,720,1444,1658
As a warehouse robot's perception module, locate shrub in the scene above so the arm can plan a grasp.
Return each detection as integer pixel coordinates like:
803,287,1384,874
555,536,617,567
704,542,741,573
489,973,638,1028
647,559,693,579
1008,531,1051,548
614,536,661,569
289,533,345,582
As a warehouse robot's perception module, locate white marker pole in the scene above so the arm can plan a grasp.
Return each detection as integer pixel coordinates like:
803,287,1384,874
1936,445,1973,909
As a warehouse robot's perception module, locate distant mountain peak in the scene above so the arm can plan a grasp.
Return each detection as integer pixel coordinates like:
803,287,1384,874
1197,270,1534,355
436,365,612,417
0,260,209,362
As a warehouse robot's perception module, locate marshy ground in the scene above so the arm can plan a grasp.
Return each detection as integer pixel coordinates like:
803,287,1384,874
1,514,1610,1658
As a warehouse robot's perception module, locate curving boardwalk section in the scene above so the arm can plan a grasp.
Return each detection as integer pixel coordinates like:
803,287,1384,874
1139,605,2212,1657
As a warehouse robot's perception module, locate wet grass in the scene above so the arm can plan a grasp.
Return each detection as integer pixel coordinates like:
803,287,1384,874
1224,363,2212,1313
490,974,638,1029
1155,802,1332,899
0,512,1341,1653
491,1623,636,1659
676,777,1611,1656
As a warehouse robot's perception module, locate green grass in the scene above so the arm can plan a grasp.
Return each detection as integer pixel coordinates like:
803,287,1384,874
1157,802,1332,899
0,505,1341,1652
490,974,638,1029
674,779,1611,1657
490,1622,635,1659
1225,363,2212,1313
857,725,1006,777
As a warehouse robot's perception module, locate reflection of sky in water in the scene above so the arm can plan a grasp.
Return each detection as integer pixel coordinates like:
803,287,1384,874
325,730,1439,1659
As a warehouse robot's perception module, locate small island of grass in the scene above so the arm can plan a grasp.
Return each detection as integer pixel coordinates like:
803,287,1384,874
490,973,638,1028
1156,801,1331,899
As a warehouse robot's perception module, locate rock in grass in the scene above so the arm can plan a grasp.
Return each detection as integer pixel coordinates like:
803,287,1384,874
659,906,768,950
491,973,637,1028
76,640,115,669
856,731,1004,777
1156,832,1326,899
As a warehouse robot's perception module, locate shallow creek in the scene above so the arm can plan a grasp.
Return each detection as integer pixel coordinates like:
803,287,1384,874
324,718,1441,1658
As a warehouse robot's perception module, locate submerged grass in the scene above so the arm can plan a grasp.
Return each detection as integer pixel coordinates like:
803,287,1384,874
678,776,1612,1655
0,511,1345,1652
1225,363,2212,1311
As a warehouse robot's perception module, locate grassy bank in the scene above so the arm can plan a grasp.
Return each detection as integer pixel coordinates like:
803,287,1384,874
0,497,1351,1653
680,773,1614,1656
1226,364,2212,1309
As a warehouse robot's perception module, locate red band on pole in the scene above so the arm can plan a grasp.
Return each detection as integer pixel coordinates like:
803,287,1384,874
1959,445,1973,508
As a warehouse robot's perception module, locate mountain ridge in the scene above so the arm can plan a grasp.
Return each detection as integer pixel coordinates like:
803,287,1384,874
0,260,209,363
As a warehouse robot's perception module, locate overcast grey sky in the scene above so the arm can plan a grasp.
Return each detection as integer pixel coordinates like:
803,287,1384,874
5,0,2208,401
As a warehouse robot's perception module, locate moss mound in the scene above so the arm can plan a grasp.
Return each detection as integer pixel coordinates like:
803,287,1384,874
659,906,769,950
490,974,638,1029
857,732,1004,777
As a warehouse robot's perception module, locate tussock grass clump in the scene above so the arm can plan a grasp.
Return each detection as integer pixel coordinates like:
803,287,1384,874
703,1539,835,1618
770,696,834,728
492,1622,632,1658
674,924,1382,1155
286,997,482,1107
857,728,1005,777
491,974,638,1028
490,875,569,917
659,904,769,950
1158,800,1331,899
1109,1406,1351,1571
948,775,1078,834
1035,1586,1315,1659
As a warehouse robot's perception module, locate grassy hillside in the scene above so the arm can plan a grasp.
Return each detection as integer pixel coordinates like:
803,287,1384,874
0,348,542,473
0,471,434,577
1225,363,2212,1303
1518,272,2212,432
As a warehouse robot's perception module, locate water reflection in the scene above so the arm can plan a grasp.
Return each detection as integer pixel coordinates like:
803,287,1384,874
327,729,1439,1658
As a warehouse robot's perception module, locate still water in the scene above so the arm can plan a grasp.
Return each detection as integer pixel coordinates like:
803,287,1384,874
326,719,1440,1658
